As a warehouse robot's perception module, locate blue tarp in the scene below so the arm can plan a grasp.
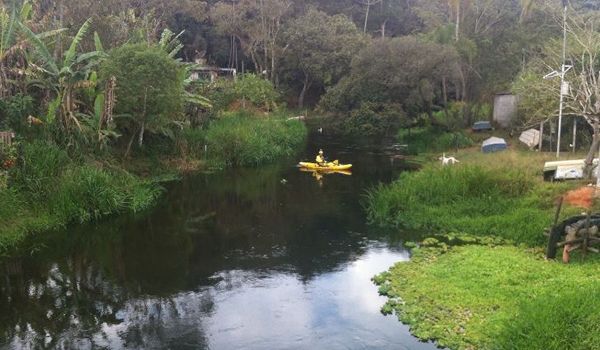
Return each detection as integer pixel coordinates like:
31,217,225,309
482,137,507,153
472,121,493,131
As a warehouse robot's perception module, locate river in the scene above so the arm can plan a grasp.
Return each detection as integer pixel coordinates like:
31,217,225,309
0,131,437,349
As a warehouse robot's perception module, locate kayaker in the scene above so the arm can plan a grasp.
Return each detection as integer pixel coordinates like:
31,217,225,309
315,149,327,166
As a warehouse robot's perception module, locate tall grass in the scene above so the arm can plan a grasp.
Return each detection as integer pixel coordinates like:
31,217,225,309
0,141,162,253
398,127,474,154
204,111,307,167
366,159,575,245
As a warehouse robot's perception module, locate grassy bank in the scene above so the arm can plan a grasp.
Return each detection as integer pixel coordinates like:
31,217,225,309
0,141,163,253
203,111,307,168
366,150,579,245
368,146,600,349
0,112,307,255
373,236,600,350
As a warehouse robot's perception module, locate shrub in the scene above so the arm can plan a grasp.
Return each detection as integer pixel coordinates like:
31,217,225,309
398,127,474,154
0,94,34,133
234,74,279,110
204,75,280,115
340,102,406,136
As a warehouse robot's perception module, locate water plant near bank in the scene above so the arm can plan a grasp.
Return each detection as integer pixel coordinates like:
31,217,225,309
373,235,600,350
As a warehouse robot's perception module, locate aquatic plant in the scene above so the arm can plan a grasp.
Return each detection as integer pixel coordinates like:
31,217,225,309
373,239,600,350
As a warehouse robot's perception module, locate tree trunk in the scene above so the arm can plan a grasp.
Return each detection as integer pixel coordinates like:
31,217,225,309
442,76,448,106
125,127,138,158
138,121,145,147
584,119,600,179
298,74,311,109
455,0,460,42
363,3,370,33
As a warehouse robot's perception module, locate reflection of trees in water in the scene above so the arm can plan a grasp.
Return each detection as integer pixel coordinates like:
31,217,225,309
0,253,215,348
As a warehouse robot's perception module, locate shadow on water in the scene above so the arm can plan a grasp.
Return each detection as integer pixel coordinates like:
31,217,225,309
0,131,435,349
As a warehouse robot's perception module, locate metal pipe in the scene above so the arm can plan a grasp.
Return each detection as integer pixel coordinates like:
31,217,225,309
557,4,568,158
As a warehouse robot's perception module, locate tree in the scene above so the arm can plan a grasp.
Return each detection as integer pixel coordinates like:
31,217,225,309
513,13,600,176
282,8,365,107
319,36,460,121
211,0,291,83
100,44,184,156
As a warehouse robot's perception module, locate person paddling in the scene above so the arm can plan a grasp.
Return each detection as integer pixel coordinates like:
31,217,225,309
315,149,327,166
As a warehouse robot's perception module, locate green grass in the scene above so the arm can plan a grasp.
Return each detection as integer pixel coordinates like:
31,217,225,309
373,237,600,350
0,141,162,254
204,111,307,167
398,127,474,154
366,151,579,245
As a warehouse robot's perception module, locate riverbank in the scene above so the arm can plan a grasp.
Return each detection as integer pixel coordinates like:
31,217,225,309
0,112,307,255
368,145,600,349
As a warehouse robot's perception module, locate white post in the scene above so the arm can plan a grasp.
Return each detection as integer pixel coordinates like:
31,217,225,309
572,117,577,153
556,4,568,159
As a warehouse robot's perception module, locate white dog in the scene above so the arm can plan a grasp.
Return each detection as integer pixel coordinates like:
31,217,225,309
439,153,460,166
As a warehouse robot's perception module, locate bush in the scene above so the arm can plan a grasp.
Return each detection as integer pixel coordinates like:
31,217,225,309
204,75,280,115
398,127,474,154
340,102,406,136
234,74,280,110
204,112,306,167
0,94,34,133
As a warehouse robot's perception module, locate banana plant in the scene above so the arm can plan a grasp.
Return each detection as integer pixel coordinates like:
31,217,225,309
19,18,107,135
0,1,32,97
157,29,212,110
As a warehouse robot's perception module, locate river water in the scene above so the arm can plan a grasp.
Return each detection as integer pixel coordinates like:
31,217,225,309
0,132,437,349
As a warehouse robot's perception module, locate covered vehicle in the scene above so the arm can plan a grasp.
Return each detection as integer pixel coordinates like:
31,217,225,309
481,137,507,153
472,121,493,132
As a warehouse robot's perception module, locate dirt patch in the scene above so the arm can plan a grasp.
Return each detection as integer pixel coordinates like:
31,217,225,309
563,186,596,209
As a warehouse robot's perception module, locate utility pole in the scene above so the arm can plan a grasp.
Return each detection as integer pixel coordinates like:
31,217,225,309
556,3,568,158
543,2,570,158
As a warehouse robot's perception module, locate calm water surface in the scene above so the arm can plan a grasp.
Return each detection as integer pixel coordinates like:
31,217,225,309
0,132,436,349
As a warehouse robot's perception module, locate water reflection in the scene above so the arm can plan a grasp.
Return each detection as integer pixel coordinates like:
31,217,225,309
0,134,433,349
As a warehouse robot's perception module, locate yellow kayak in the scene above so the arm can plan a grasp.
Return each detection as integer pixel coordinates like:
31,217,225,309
298,161,353,171
299,168,352,176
